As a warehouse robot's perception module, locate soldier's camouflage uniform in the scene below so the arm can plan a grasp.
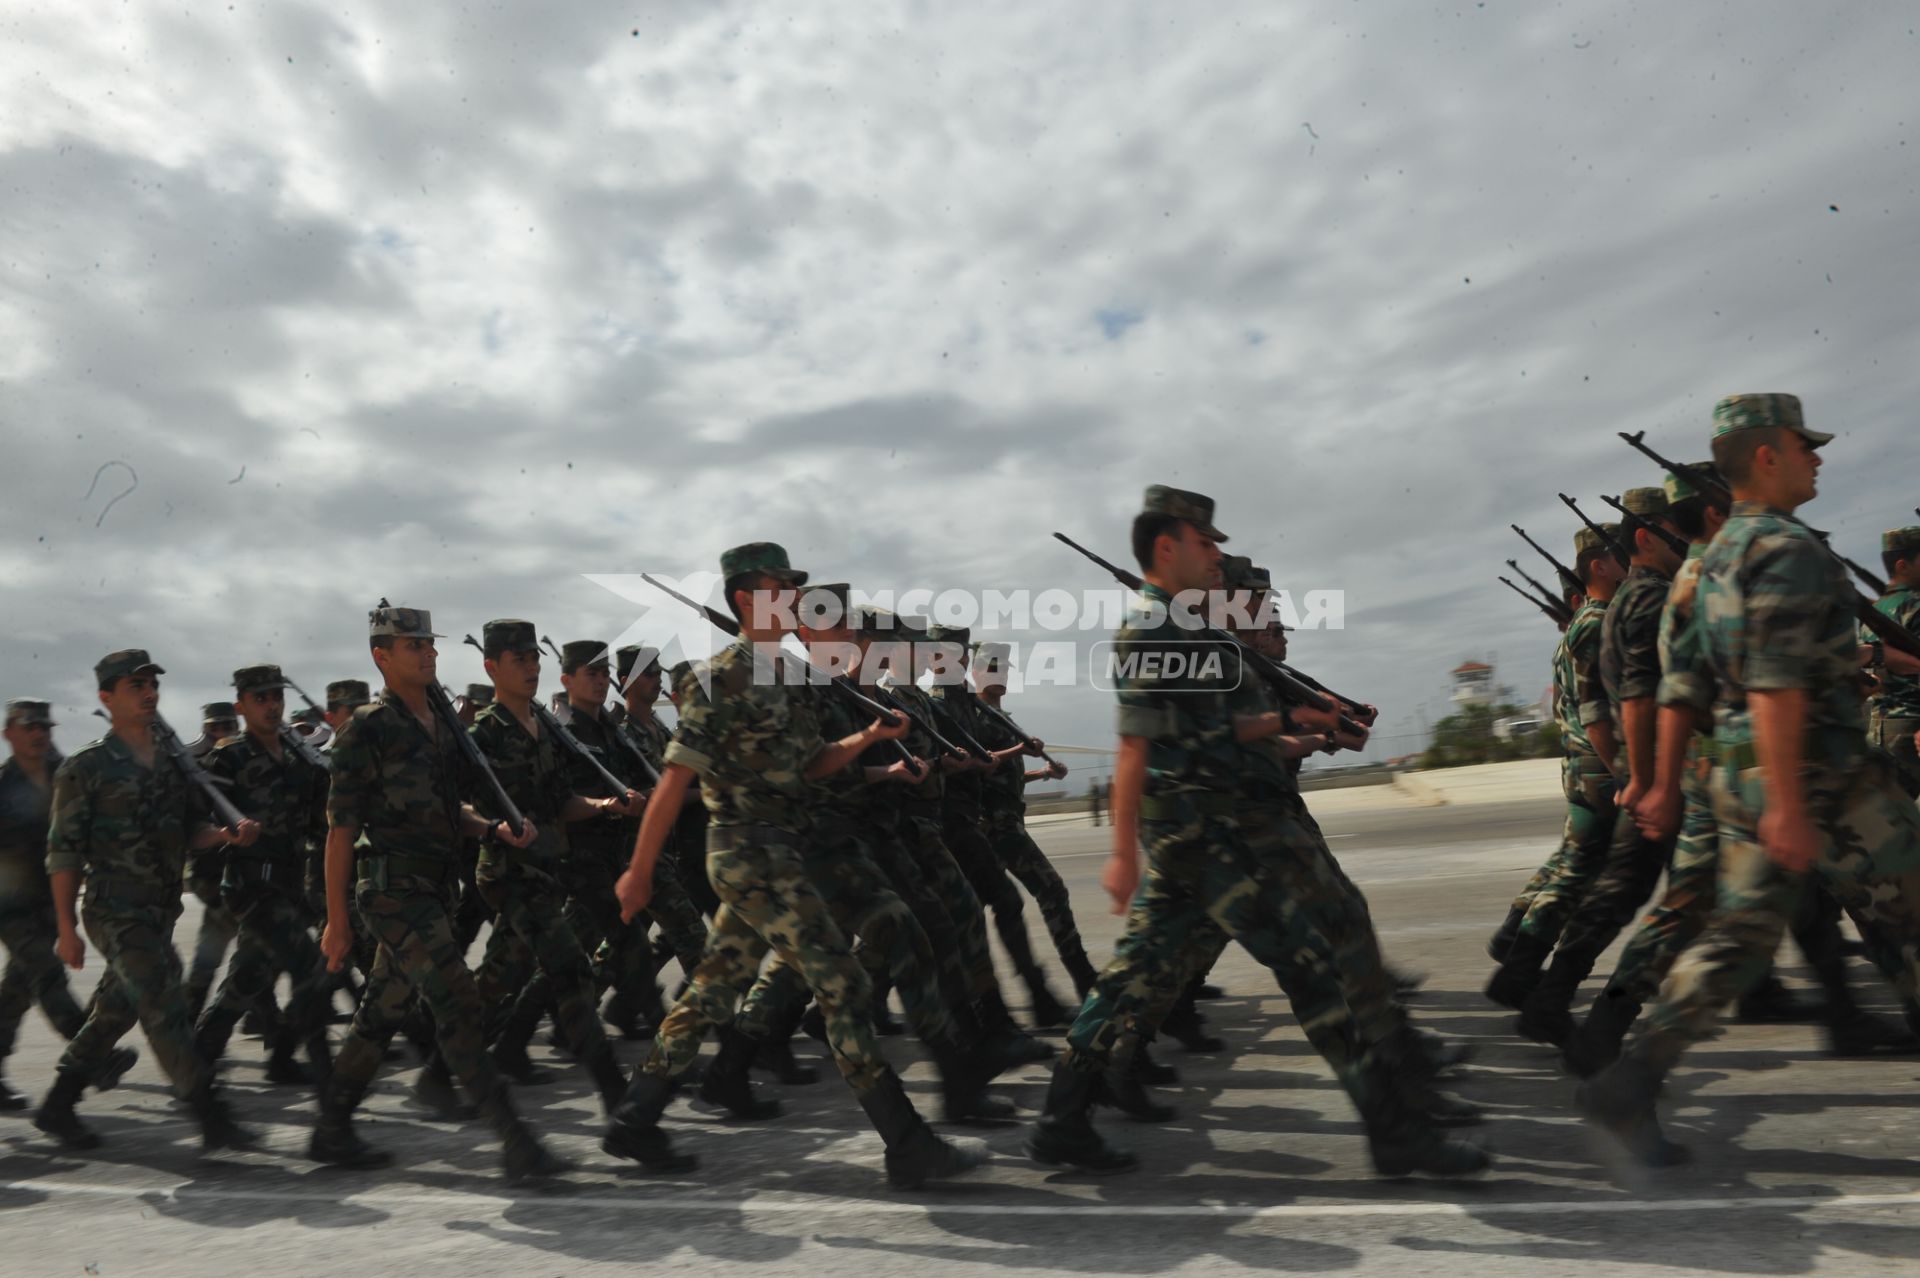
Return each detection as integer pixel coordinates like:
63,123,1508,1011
465,698,609,1060
47,732,210,1097
633,639,890,1095
184,709,241,1017
613,706,708,974
1862,527,1920,797
0,750,87,1069
1515,594,1618,943
326,689,500,1103
1632,500,1920,1071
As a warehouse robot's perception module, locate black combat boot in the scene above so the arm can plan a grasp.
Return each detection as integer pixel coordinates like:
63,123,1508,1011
1516,941,1602,1047
488,994,555,1085
1022,966,1070,1030
975,989,1054,1069
1160,1000,1224,1054
1734,973,1820,1024
188,1079,258,1153
481,1084,573,1183
751,1000,820,1085
928,1036,1017,1124
89,1046,139,1092
1562,987,1642,1078
1060,943,1099,1002
857,1068,987,1190
408,1051,478,1121
264,1027,316,1085
697,1025,782,1119
1100,1052,1175,1123
1192,981,1225,1001
33,1070,98,1149
1483,932,1553,1010
1578,1054,1691,1167
192,1001,245,1070
602,1069,698,1173
1352,1063,1490,1178
1487,903,1527,962
307,1076,392,1169
1130,1039,1179,1085
870,982,904,1037
1022,1060,1139,1173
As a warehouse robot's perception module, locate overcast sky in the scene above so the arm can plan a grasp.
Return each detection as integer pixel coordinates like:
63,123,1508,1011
4,2,1917,778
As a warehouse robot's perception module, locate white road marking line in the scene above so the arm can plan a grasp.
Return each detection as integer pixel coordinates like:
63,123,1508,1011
7,1179,1920,1220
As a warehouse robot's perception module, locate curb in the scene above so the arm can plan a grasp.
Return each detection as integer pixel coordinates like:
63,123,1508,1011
1389,771,1449,807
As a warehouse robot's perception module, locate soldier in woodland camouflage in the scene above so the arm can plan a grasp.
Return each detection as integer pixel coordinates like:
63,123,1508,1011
600,542,985,1188
309,605,567,1181
0,700,95,1110
183,700,242,1021
33,650,257,1152
1863,525,1920,795
1583,394,1920,1165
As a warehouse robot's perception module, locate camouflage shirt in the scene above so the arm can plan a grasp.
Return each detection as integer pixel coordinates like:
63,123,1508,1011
1656,541,1716,721
663,639,824,833
1600,563,1675,715
974,700,1029,817
1863,585,1920,719
469,701,574,865
1226,663,1302,809
0,755,57,898
206,730,328,865
558,705,635,860
1699,500,1867,763
1552,598,1611,759
928,683,988,813
809,681,884,836
879,680,947,809
618,709,673,777
326,690,467,864
1113,582,1245,799
45,732,203,888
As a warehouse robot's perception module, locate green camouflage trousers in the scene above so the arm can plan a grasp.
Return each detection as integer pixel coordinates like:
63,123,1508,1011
736,830,955,1045
1870,711,1920,799
987,812,1091,965
1601,745,1721,1004
207,876,332,1038
472,866,607,1058
1063,805,1362,1081
185,858,239,1007
59,897,206,1096
900,814,999,1000
1637,749,1920,1071
858,824,979,1011
639,828,887,1096
331,879,498,1102
0,900,87,1059
943,805,1044,974
1516,758,1619,944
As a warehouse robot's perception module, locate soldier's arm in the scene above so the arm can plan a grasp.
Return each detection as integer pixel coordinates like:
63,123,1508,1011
805,715,909,780
615,762,693,922
319,822,358,972
45,758,91,968
1104,735,1149,913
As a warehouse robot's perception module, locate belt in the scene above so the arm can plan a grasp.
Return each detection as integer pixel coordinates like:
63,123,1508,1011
1139,791,1239,821
706,823,798,853
84,877,179,909
358,852,455,887
224,858,295,886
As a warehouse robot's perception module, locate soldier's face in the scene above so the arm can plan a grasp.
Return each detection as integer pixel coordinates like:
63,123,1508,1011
564,664,610,707
625,669,661,709
238,688,285,733
325,706,358,731
488,649,541,699
377,637,437,688
99,674,159,726
3,721,52,762
737,575,801,636
1159,523,1224,593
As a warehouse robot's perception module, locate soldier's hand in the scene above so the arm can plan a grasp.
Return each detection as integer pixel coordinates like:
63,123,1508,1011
500,818,539,849
1102,851,1140,915
229,818,263,848
884,759,922,784
55,926,85,971
321,918,352,973
1634,784,1682,842
1617,776,1647,816
1759,807,1822,874
1048,760,1069,780
1026,737,1046,755
1291,705,1339,733
615,867,654,923
607,790,642,818
868,714,911,742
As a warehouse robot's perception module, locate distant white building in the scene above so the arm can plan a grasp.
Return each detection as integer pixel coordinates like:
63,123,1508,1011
1450,660,1498,709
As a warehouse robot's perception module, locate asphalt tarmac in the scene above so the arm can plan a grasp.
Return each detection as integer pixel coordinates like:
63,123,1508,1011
3,787,1917,1276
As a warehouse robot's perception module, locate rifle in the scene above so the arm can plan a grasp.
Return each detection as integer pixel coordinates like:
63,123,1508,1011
1599,493,1691,560
1618,432,1920,661
425,681,526,838
462,635,633,800
1052,532,1366,736
870,681,972,763
1559,493,1633,571
921,686,996,762
969,687,1058,768
152,713,250,831
612,718,665,787
273,676,334,769
1506,558,1572,614
1500,575,1571,626
638,573,916,764
1512,524,1583,598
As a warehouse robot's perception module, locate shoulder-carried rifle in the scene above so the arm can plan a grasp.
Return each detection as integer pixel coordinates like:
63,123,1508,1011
1512,524,1582,598
463,635,631,799
1500,575,1571,626
1558,493,1633,572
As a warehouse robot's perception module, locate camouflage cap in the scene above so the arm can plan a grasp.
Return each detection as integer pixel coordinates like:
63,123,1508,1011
799,582,852,626
1883,526,1920,560
667,659,696,688
481,618,539,654
201,701,236,722
1221,555,1271,591
1573,524,1620,557
719,541,808,585
291,706,326,727
4,698,54,727
615,644,662,684
971,640,1012,668
94,649,165,688
325,678,371,709
1142,484,1228,543
851,604,896,634
559,639,611,673
1662,460,1722,506
1618,487,1669,519
231,663,287,695
368,604,442,639
926,623,971,648
1711,393,1833,446
463,683,495,707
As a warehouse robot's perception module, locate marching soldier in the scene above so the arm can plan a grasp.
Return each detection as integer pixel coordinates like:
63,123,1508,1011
184,700,242,1021
1864,524,1920,796
309,605,566,1179
33,650,255,1151
0,700,100,1110
1582,394,1920,1164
